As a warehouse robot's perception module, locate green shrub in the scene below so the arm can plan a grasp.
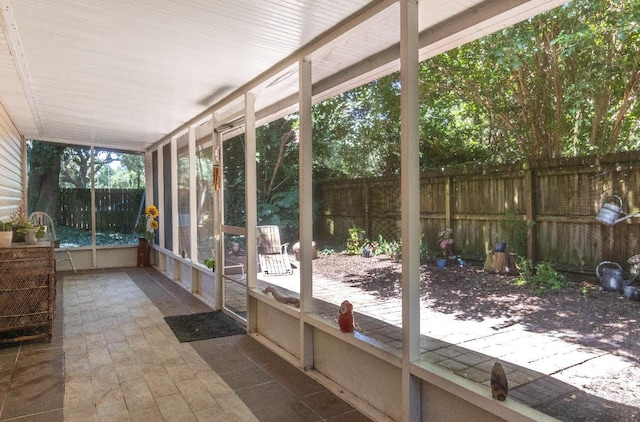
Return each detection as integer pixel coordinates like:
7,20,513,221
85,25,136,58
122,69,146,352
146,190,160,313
533,262,566,291
346,226,366,255
514,258,566,292
499,211,535,257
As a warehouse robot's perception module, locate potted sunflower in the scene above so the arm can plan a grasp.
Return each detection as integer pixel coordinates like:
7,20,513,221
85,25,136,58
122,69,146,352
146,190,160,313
135,205,158,266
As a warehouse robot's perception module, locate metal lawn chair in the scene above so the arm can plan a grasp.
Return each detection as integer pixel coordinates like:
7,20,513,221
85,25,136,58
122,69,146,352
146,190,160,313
257,225,292,275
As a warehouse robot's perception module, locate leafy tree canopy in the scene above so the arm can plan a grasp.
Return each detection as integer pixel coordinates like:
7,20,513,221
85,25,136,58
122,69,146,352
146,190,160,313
312,0,640,178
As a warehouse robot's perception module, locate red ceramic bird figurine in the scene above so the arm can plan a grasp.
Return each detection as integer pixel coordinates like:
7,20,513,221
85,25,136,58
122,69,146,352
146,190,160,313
338,300,355,333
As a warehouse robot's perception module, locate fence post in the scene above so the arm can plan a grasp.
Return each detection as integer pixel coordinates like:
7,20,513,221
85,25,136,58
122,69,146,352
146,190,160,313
445,176,453,230
524,163,535,262
365,179,371,238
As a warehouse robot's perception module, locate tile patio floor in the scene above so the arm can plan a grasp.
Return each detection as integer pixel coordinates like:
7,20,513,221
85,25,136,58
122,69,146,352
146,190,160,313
0,268,371,422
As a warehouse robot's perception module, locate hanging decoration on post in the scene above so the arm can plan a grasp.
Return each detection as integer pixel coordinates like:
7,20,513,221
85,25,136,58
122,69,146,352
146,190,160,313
213,146,221,191
213,166,221,191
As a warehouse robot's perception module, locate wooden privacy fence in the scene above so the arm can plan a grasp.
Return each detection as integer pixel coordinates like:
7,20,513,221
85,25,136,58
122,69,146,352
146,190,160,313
314,151,640,273
58,188,144,232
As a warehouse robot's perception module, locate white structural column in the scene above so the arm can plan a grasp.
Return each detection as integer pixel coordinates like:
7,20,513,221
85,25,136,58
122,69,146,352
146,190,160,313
298,57,314,370
188,126,200,293
213,122,224,310
144,152,153,221
245,92,259,331
188,126,198,262
171,137,179,254
400,0,421,420
90,146,97,266
157,144,165,254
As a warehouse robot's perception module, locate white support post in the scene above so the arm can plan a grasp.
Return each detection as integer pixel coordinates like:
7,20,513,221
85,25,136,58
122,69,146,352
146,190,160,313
400,0,422,420
144,152,153,218
157,145,165,254
90,146,97,267
144,149,154,267
171,137,179,255
189,127,199,292
245,92,258,332
299,57,314,370
213,120,223,310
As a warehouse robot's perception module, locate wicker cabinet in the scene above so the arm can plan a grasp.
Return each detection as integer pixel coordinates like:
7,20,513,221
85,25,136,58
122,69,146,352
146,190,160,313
0,243,56,343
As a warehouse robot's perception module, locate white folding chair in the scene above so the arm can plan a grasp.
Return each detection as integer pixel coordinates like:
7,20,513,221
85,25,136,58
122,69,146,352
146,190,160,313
30,212,76,273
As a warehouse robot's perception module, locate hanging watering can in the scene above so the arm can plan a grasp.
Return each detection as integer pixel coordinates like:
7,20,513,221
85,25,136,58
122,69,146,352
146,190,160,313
596,261,633,292
595,195,640,226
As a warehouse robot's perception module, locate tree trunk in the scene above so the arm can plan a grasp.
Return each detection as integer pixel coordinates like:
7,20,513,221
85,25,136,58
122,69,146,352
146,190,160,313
484,251,519,274
27,143,64,218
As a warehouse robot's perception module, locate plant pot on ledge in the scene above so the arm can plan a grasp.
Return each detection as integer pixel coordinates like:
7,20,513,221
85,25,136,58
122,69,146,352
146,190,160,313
0,230,12,248
137,238,151,267
24,228,38,244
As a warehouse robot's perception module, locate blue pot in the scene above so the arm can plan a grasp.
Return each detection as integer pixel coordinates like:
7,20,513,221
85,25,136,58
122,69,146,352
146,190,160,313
436,258,447,268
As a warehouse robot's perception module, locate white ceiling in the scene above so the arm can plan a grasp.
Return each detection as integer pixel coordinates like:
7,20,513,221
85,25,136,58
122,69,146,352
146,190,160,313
0,0,567,152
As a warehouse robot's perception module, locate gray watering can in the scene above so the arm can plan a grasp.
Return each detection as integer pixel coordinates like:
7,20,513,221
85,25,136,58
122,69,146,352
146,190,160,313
595,195,640,226
595,261,634,292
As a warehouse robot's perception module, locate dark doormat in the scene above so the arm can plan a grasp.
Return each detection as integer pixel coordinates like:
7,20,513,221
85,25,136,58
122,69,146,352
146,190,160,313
164,311,246,342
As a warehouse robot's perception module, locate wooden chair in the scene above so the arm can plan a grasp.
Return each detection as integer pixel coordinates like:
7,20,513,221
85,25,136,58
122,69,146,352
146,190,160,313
257,225,292,275
29,212,76,273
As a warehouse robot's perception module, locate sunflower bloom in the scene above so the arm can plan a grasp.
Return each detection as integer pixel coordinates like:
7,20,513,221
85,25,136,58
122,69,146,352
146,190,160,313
145,205,159,218
136,205,159,242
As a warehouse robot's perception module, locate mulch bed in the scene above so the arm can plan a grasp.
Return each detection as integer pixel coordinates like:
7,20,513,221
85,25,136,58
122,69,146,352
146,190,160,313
312,252,640,413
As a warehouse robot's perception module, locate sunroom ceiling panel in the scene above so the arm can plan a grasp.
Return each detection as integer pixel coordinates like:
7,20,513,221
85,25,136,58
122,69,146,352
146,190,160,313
1,0,372,148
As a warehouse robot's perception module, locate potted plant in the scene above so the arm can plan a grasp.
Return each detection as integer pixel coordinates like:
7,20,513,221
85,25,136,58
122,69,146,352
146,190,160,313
204,257,215,271
134,205,159,242
0,221,13,247
9,201,33,242
134,205,159,267
35,224,47,239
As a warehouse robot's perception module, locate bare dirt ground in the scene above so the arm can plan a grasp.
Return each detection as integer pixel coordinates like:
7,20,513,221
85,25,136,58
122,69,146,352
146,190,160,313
311,252,640,417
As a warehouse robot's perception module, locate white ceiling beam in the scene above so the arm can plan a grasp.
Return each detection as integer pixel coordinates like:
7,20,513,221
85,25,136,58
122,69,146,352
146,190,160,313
25,135,146,153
